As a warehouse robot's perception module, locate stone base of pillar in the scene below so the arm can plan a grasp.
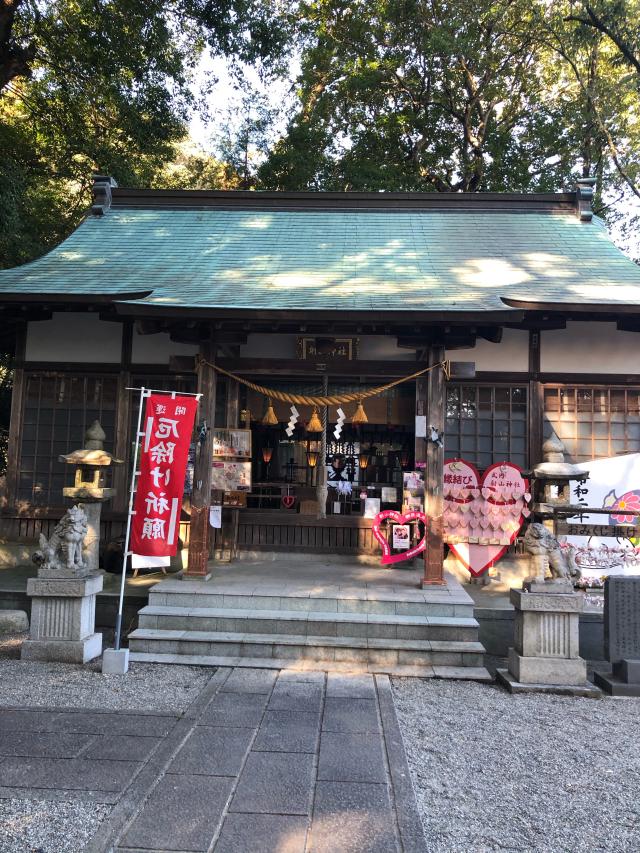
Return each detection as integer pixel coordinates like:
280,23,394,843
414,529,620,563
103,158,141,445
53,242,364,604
593,659,640,696
22,574,103,664
496,669,601,698
22,633,103,664
498,578,599,696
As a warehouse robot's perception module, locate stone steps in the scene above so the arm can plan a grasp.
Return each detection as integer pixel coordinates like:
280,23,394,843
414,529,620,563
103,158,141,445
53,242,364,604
128,650,492,681
127,627,485,667
129,575,488,678
148,584,475,618
136,605,479,642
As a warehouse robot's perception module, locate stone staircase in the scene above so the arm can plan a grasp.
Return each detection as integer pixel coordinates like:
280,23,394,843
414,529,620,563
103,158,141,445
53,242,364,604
128,578,491,679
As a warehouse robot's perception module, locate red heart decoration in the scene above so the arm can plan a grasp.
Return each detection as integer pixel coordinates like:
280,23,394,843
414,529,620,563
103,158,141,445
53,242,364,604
444,459,529,577
281,495,296,509
372,510,429,566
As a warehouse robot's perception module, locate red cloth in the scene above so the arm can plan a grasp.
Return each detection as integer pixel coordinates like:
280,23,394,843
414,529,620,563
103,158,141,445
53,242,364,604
130,394,198,557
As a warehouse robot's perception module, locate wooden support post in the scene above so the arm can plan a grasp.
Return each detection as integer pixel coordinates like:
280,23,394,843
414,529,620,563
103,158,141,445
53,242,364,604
423,345,446,587
225,376,240,561
3,324,26,510
528,329,543,471
184,339,216,579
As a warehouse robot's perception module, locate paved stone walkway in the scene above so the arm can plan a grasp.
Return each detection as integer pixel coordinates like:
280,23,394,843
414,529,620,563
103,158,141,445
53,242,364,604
1,667,426,853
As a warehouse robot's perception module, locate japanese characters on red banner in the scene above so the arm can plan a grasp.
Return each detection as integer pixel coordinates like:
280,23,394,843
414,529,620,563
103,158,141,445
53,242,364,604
131,394,198,557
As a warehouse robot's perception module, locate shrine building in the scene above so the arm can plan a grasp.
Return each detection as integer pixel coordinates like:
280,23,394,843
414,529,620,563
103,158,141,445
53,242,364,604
1,176,640,674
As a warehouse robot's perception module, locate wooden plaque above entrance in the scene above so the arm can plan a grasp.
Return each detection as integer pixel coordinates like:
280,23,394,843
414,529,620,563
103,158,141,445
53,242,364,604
296,337,359,360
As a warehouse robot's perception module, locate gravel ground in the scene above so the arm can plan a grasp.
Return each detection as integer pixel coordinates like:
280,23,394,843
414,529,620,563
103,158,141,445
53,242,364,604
0,799,111,853
0,633,212,712
392,677,640,853
0,633,215,852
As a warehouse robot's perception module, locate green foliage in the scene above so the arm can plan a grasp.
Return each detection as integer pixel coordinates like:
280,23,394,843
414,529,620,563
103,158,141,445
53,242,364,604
152,139,242,189
257,0,640,233
0,0,292,270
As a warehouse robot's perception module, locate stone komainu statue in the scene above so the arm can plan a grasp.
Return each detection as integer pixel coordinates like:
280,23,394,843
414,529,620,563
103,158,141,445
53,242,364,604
522,522,579,580
32,504,88,573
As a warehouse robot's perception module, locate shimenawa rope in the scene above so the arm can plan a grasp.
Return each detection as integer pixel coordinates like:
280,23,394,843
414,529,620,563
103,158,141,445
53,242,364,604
195,357,451,407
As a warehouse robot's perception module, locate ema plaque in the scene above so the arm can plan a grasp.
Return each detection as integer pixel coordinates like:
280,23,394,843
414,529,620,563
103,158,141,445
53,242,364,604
594,575,640,696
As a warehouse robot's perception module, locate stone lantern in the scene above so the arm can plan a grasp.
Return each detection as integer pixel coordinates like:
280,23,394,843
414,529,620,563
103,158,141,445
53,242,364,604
59,420,122,574
22,422,122,664
533,433,589,510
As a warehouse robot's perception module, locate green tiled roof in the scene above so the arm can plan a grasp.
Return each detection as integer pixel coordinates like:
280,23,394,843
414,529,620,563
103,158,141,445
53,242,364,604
2,204,640,313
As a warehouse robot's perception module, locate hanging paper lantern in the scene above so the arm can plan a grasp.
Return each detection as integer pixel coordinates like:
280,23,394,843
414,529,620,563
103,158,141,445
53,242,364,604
351,399,368,425
307,406,323,433
262,398,278,426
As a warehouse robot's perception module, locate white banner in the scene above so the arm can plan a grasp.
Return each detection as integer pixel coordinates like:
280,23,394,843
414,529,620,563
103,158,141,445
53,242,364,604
566,452,640,578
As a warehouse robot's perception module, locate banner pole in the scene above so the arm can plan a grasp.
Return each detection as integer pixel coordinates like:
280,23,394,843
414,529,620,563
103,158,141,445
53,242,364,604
114,386,148,652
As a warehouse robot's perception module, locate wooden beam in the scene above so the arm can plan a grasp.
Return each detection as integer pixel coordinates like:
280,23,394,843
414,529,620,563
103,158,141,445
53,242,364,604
184,340,217,579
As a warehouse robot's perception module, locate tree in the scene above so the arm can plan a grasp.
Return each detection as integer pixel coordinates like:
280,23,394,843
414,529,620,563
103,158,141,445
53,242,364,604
543,1,640,203
214,91,278,188
152,139,242,189
0,0,292,269
260,0,576,193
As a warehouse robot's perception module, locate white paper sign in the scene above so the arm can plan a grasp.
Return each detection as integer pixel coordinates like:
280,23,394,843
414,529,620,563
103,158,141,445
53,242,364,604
415,415,427,438
392,524,411,550
131,554,170,569
381,487,397,504
209,505,222,529
364,497,381,519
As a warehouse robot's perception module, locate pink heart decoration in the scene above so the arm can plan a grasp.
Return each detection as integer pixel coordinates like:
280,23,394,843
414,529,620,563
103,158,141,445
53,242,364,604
281,495,296,509
443,459,529,577
372,510,429,566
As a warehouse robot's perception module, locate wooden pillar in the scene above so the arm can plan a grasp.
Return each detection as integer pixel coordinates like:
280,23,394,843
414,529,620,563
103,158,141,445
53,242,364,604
2,324,26,511
528,329,543,469
112,322,133,514
423,345,446,587
184,338,216,579
224,376,240,560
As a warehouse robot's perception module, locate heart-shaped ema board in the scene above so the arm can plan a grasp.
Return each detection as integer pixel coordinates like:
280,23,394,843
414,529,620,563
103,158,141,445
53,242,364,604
372,510,428,566
443,459,529,577
281,494,296,509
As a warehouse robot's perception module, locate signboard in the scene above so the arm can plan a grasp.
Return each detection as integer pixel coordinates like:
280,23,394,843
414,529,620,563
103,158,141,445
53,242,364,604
212,428,251,458
211,460,252,492
557,523,639,539
131,394,198,557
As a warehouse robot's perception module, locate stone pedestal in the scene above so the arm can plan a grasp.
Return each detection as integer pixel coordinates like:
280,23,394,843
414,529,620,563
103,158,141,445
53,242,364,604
497,579,600,696
21,574,103,663
593,576,640,696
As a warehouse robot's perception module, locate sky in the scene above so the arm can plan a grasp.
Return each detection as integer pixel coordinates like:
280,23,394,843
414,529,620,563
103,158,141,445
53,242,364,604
188,52,296,153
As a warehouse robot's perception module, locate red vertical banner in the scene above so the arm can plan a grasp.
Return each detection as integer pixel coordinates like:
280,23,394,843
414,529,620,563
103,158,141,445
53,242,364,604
131,394,199,557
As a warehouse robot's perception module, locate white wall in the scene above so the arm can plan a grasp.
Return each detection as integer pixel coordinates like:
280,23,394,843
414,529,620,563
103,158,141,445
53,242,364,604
541,322,640,373
26,313,122,362
240,334,298,358
131,330,199,364
446,328,529,373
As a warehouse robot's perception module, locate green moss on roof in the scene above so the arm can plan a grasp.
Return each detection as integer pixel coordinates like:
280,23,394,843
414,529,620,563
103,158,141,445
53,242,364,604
1,207,639,312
